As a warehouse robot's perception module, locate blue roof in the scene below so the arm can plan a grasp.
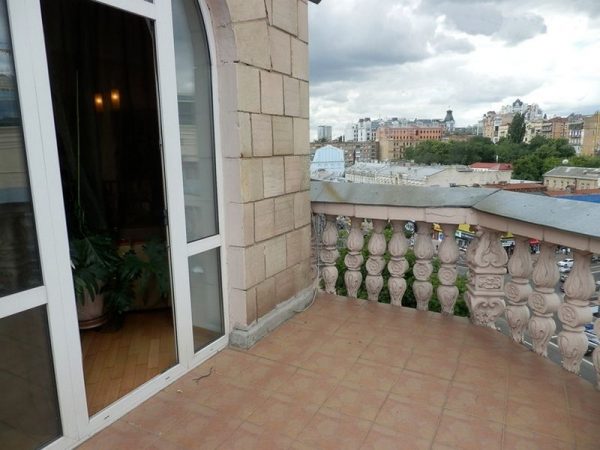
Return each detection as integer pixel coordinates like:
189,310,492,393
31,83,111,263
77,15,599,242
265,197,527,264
561,194,600,204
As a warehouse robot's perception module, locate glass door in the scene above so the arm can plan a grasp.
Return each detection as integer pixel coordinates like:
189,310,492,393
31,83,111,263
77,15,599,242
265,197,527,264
39,0,179,417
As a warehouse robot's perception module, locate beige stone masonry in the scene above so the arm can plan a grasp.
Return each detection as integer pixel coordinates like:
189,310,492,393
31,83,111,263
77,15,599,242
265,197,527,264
226,202,254,247
269,27,291,74
283,76,300,117
238,112,252,157
284,155,310,193
240,158,264,202
254,198,275,242
265,235,287,278
299,80,309,118
227,0,267,22
251,114,273,157
286,225,311,267
272,116,294,155
272,0,298,35
236,64,261,113
293,117,310,155
274,194,295,235
228,286,257,327
293,190,311,228
234,21,270,70
256,277,276,318
274,264,297,303
260,70,284,115
263,156,285,198
227,243,265,291
297,0,308,42
291,37,308,81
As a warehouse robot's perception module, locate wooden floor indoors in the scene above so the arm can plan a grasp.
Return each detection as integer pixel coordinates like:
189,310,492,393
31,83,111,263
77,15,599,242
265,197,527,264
81,310,177,416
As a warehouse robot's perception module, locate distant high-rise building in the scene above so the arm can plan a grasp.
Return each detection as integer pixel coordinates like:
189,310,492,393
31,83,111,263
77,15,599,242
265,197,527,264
317,125,332,141
582,112,600,156
443,110,455,133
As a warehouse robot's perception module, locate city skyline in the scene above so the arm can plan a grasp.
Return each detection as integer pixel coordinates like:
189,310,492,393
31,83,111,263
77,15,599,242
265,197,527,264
308,0,600,139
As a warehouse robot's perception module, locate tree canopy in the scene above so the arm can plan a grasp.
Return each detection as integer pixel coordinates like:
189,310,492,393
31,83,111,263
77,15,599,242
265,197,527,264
403,135,599,182
507,112,526,143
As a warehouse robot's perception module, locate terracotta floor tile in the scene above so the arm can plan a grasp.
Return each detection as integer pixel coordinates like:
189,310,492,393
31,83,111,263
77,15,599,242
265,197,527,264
405,352,458,380
225,357,297,392
246,392,320,439
160,406,242,449
412,338,462,360
324,383,388,421
199,382,270,420
453,364,509,394
360,424,431,450
433,410,503,450
458,346,513,370
369,328,420,349
342,359,403,392
290,310,347,334
570,413,600,449
295,407,372,450
316,334,371,360
298,351,356,380
334,320,385,341
359,342,412,368
505,398,574,443
247,338,312,366
507,375,568,409
274,368,338,406
445,382,507,424
502,427,573,450
77,421,160,450
390,370,450,408
375,394,442,441
565,377,600,417
218,422,293,449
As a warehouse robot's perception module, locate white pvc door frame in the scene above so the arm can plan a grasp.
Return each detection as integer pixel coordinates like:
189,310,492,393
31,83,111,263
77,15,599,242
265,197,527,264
7,0,229,447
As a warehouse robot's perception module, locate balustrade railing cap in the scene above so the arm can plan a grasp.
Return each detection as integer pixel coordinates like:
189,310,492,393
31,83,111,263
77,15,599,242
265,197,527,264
311,181,497,208
311,181,600,241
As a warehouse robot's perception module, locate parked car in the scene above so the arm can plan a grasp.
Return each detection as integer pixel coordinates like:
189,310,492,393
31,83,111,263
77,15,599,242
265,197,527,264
584,322,599,356
592,255,600,263
559,266,571,274
557,258,574,268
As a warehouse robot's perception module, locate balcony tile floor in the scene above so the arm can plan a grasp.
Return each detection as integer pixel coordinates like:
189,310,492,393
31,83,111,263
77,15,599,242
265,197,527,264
79,293,600,449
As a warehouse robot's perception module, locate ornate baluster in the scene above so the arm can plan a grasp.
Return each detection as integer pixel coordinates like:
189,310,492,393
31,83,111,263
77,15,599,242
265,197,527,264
320,215,339,294
387,220,409,306
593,319,600,390
527,243,560,356
558,251,595,373
366,220,387,301
465,227,508,327
504,237,533,343
413,221,434,311
344,217,364,298
437,224,459,315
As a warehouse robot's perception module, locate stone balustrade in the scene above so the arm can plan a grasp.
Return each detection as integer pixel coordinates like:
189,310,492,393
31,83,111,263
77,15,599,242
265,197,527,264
311,181,600,383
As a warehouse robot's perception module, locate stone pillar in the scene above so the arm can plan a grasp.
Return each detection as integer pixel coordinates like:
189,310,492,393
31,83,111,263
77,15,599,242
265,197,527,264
504,237,533,343
593,319,600,390
465,228,508,327
344,217,364,298
558,251,595,373
413,221,434,311
527,243,560,357
365,219,386,301
436,224,459,315
387,220,409,307
320,215,339,294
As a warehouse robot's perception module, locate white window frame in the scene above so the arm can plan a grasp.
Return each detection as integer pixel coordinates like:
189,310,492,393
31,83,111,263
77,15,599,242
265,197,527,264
6,0,230,446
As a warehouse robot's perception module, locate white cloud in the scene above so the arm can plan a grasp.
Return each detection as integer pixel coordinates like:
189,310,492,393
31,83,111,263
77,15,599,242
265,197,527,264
309,0,600,139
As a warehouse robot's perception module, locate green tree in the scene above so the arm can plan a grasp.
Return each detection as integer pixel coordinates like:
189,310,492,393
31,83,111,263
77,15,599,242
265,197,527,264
507,113,526,143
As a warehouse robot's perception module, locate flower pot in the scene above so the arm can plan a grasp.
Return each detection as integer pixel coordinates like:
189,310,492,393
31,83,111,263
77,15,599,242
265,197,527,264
77,292,109,329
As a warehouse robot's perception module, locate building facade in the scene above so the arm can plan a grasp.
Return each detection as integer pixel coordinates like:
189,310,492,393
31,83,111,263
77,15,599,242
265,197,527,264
377,125,443,160
317,124,332,141
582,112,600,156
543,166,600,190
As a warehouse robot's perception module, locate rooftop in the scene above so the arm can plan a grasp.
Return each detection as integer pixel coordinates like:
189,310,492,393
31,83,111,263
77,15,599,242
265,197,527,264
79,293,600,450
544,166,600,180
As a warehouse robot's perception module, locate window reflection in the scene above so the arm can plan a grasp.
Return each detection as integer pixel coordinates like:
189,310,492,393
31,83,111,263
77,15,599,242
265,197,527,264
172,0,219,242
0,0,42,297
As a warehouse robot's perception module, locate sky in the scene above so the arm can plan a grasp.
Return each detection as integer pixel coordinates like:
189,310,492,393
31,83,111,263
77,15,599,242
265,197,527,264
308,0,600,139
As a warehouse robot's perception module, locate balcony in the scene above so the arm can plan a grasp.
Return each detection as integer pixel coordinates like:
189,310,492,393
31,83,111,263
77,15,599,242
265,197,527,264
79,181,600,449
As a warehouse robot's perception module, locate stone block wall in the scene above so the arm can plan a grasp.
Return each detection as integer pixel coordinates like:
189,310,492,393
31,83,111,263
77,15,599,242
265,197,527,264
209,0,312,328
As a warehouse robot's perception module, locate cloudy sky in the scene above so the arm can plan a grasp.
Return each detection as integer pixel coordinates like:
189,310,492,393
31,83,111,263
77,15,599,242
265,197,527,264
308,0,600,139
